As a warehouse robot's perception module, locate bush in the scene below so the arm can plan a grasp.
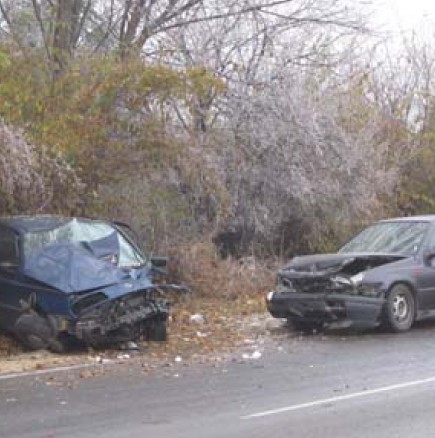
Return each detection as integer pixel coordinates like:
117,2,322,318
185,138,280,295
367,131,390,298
167,240,276,300
0,120,82,215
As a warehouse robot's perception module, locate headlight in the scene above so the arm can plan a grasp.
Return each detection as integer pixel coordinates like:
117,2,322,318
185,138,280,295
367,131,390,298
350,272,364,286
266,291,274,301
275,275,296,292
358,283,383,297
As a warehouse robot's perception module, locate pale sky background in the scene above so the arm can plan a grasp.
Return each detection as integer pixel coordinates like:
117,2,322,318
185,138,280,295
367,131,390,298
378,0,435,33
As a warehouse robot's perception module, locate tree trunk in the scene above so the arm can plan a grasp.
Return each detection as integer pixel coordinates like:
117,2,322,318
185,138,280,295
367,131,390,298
52,0,82,77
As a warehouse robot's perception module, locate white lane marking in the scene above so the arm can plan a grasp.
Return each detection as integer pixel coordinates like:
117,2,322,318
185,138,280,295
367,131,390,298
0,363,95,381
241,375,435,419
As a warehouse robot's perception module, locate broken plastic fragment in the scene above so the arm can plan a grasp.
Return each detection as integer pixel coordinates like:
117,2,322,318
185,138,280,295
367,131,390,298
242,351,262,360
121,341,139,351
243,339,255,345
196,331,208,338
190,314,206,324
116,353,131,360
251,351,262,360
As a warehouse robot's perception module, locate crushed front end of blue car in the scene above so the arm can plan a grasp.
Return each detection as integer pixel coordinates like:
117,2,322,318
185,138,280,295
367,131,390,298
0,216,187,352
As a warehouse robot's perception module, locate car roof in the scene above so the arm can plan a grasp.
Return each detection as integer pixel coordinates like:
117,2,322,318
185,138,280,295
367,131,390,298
378,215,435,223
0,215,107,234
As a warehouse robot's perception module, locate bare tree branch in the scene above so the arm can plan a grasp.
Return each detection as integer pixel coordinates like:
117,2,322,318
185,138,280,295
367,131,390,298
31,0,52,65
93,0,117,53
0,0,26,50
72,0,93,48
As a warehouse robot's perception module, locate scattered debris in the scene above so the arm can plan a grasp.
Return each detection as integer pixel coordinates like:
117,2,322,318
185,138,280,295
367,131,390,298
116,353,131,360
252,351,262,359
189,314,206,324
94,356,113,365
0,300,286,376
242,350,262,360
243,339,256,345
120,341,140,351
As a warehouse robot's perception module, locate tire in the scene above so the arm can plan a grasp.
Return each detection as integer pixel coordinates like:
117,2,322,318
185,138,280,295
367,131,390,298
47,335,70,354
288,318,323,334
14,314,52,350
14,314,69,353
385,284,415,332
16,332,46,351
147,319,168,342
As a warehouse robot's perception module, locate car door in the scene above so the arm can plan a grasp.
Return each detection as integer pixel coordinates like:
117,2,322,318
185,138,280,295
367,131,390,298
415,223,435,311
0,225,23,327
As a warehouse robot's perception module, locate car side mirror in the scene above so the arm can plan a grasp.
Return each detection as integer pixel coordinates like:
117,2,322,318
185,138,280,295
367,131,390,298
423,249,435,267
150,257,168,269
149,256,168,279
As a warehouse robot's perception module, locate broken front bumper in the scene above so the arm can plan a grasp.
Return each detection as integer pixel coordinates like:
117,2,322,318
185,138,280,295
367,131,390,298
73,295,169,345
266,291,385,328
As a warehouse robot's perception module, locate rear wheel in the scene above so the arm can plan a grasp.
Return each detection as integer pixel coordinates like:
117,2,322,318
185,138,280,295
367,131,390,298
385,284,415,332
47,334,70,353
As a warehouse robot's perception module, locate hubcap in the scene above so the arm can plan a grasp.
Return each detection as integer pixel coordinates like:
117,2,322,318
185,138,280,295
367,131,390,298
392,293,409,321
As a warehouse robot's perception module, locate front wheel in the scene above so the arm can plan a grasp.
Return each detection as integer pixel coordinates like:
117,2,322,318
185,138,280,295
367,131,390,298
146,319,168,342
288,318,324,334
385,284,415,332
14,314,69,352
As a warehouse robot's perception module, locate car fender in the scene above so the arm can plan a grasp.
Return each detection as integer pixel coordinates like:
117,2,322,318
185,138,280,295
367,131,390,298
363,261,420,302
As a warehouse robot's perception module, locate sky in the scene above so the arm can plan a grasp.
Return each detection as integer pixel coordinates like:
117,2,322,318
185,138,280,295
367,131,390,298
378,0,435,33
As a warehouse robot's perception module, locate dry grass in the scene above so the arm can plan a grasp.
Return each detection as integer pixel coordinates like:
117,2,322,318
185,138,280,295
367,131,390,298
0,333,22,357
168,240,276,300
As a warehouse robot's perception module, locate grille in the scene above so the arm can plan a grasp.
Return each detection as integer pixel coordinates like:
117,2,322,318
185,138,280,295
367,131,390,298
291,278,334,294
72,292,108,314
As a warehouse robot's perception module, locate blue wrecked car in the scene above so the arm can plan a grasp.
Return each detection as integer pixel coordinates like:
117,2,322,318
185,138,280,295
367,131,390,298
0,215,185,352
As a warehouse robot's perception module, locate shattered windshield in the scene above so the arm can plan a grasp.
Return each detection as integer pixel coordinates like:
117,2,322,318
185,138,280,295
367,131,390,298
339,221,429,256
23,218,145,268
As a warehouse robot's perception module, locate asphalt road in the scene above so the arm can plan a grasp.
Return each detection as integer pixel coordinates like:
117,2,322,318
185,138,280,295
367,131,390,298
3,321,435,438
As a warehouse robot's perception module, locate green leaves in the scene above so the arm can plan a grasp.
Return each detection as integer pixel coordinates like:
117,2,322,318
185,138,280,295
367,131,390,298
0,51,10,69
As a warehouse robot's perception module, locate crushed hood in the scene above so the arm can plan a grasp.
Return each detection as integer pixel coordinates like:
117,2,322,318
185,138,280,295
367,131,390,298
279,252,407,278
23,239,142,293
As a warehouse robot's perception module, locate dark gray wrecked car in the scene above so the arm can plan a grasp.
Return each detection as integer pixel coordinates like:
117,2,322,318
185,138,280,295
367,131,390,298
0,215,186,352
266,216,435,332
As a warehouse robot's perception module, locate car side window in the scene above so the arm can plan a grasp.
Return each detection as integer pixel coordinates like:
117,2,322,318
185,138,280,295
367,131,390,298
0,227,20,273
425,226,435,251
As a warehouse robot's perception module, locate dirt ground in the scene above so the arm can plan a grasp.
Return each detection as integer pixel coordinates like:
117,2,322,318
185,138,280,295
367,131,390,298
0,295,281,375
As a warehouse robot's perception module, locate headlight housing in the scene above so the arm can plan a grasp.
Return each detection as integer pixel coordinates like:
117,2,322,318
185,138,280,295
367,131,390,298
275,274,296,292
350,272,364,286
357,282,383,297
333,273,382,297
